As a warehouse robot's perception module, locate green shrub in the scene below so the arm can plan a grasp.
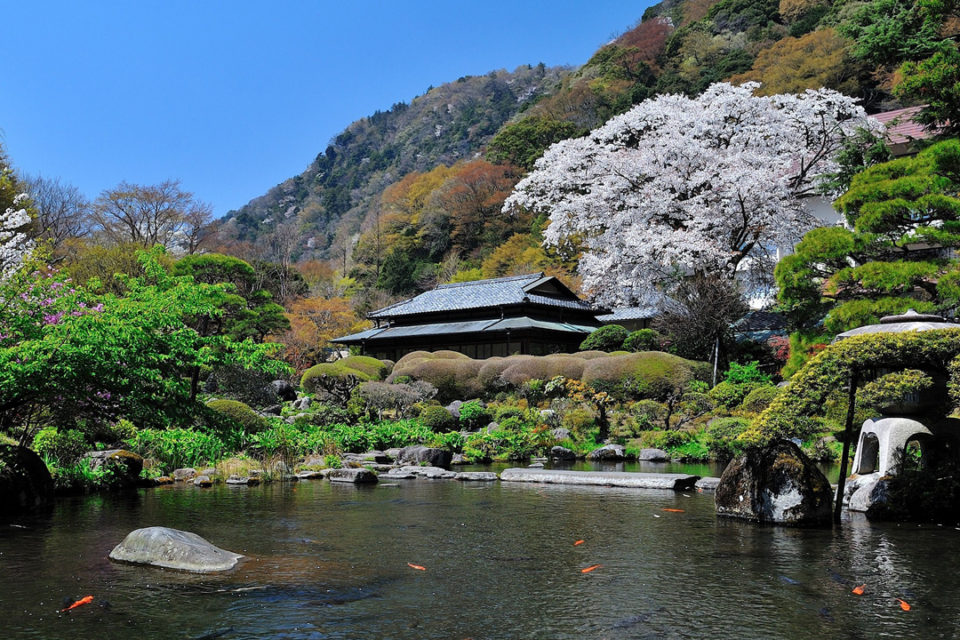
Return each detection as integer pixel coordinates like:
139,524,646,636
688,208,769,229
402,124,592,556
623,329,663,352
703,417,751,460
580,325,629,351
724,361,772,385
740,385,781,413
637,429,692,450
127,428,229,471
708,381,759,409
33,427,89,466
340,355,390,380
631,399,668,430
419,405,457,432
206,398,269,434
670,440,711,461
561,407,595,438
301,358,385,395
458,400,491,429
582,352,711,401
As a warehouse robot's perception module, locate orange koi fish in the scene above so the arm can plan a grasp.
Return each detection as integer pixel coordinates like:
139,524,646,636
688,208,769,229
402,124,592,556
60,595,93,612
574,539,585,546
852,585,866,595
661,508,685,513
581,564,602,573
407,563,427,571
896,598,911,611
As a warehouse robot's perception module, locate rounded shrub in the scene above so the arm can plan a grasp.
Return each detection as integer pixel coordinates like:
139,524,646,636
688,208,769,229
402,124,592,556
458,400,491,430
636,429,692,450
389,355,483,403
206,398,269,434
582,352,710,401
740,385,781,414
703,417,751,460
33,427,89,465
623,329,663,352
579,325,629,352
708,381,760,409
338,356,389,380
419,405,457,432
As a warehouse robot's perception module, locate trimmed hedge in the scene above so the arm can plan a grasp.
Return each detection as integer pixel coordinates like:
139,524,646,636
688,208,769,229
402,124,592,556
387,349,710,403
623,329,663,352
581,352,711,401
301,356,388,393
389,355,484,403
206,398,268,434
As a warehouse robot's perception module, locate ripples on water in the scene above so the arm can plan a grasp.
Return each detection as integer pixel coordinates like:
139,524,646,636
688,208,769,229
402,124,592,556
1,473,958,639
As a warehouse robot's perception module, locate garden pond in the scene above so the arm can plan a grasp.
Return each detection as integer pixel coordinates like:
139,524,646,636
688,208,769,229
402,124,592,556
1,461,959,639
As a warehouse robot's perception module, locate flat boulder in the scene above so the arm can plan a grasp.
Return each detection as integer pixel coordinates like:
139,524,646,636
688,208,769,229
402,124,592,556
109,526,243,572
397,446,452,469
715,440,832,526
328,468,378,484
456,472,498,482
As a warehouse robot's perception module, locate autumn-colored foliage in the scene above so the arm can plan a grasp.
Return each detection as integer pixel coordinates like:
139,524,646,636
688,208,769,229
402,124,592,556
269,296,367,372
729,29,865,97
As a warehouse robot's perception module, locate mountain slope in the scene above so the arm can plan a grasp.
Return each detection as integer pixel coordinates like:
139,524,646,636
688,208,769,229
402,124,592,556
219,64,567,259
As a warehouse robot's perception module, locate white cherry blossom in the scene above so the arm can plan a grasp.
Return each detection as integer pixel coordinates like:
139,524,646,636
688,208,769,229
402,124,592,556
504,83,880,305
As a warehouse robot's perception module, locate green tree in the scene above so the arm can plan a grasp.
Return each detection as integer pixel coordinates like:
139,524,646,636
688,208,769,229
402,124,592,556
486,116,585,171
776,139,960,333
0,248,287,443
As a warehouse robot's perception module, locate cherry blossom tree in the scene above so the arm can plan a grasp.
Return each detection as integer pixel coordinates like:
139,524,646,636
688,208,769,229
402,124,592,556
1,194,33,280
503,82,879,306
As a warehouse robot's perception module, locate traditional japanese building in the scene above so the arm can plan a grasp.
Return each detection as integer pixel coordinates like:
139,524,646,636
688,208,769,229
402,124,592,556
333,273,606,361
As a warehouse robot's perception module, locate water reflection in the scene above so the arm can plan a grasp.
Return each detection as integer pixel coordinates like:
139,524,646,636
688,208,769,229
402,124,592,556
0,474,957,639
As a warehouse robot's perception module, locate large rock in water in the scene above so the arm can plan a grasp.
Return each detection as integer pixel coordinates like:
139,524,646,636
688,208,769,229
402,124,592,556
109,527,243,572
83,449,143,486
397,446,452,469
0,445,54,515
715,440,833,526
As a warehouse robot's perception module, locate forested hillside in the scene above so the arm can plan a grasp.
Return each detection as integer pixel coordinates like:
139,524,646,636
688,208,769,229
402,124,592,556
217,0,953,309
217,65,567,262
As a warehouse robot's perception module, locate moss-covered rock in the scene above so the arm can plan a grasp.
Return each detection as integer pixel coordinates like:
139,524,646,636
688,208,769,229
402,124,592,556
715,440,833,526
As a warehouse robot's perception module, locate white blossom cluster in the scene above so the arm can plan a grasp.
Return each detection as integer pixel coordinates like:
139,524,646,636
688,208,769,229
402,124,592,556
503,82,880,306
0,193,33,280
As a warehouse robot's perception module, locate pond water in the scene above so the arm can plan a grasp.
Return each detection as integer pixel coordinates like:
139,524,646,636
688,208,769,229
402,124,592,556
2,465,959,640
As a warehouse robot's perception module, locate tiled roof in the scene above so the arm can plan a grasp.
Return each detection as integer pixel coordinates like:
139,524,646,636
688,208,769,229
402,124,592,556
333,316,596,343
367,273,597,319
596,306,657,322
874,106,938,146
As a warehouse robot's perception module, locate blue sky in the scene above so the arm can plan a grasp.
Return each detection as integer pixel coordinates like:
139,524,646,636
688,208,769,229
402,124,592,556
1,1,655,215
